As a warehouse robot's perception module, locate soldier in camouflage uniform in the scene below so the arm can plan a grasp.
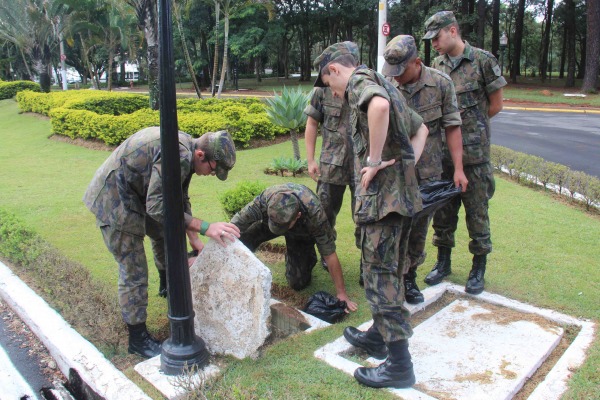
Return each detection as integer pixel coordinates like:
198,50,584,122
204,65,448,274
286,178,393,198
230,183,358,312
382,35,468,304
304,41,358,275
314,42,429,389
423,11,507,294
83,127,239,358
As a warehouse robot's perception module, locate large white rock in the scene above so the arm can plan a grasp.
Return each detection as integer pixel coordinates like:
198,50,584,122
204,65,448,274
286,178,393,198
189,239,272,359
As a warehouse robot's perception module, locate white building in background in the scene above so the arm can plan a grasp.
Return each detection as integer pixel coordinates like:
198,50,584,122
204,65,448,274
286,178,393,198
53,62,140,84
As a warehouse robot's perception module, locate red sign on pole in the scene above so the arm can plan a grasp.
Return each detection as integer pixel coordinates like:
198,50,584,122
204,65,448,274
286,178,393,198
382,22,391,36
60,54,66,61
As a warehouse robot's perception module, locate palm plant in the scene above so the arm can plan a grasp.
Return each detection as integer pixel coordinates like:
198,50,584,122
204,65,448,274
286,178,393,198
264,86,310,160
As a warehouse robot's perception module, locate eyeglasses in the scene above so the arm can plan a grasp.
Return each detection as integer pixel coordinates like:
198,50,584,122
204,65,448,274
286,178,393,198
205,159,217,174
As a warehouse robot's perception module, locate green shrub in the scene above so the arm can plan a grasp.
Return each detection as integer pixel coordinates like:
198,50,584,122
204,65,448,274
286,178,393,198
0,81,41,100
219,181,267,218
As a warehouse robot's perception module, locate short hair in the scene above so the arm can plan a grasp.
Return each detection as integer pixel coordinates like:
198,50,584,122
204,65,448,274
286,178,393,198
320,54,358,76
443,22,461,36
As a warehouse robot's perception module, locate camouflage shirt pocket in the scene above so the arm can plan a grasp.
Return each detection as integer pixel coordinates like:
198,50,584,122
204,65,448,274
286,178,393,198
322,103,342,131
418,101,443,124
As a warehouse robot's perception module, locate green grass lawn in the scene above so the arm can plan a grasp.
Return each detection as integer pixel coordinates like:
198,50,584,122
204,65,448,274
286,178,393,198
1,98,599,399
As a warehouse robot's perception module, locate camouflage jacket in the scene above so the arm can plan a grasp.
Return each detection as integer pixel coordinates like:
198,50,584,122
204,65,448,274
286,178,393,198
304,87,354,185
395,66,462,181
346,66,424,224
230,183,336,256
83,127,195,236
432,41,507,165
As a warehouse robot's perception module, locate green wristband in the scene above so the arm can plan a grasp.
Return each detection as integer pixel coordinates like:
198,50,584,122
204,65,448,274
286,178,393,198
200,220,210,236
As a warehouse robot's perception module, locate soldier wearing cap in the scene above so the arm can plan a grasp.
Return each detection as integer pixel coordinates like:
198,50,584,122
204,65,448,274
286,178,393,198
314,41,429,389
304,41,358,277
423,11,507,295
83,126,240,358
382,35,468,304
230,183,357,312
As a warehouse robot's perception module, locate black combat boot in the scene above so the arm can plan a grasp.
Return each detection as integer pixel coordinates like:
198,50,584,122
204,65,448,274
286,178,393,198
404,268,424,304
343,326,388,360
424,247,452,285
128,323,162,358
354,340,415,388
465,254,487,295
158,270,167,298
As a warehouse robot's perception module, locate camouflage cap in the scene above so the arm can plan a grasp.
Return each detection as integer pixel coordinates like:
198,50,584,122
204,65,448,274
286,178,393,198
203,130,236,180
313,41,359,87
266,192,300,235
382,35,418,77
423,11,457,40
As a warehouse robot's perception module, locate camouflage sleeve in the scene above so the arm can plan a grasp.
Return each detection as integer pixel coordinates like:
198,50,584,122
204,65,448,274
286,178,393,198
356,80,390,112
146,146,194,227
304,88,324,122
440,78,462,128
480,52,507,94
307,205,336,256
407,107,424,138
230,196,264,232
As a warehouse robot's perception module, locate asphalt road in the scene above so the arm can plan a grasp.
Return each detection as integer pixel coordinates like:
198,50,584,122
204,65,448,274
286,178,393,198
491,110,600,177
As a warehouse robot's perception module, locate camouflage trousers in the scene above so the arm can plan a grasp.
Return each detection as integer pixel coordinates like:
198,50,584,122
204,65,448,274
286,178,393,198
360,214,413,343
239,222,317,290
316,180,356,241
99,215,165,325
432,162,496,255
406,176,441,274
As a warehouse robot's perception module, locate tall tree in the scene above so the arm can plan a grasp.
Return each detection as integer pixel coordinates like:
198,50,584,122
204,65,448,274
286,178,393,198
125,0,159,109
564,0,577,87
581,0,599,92
174,0,203,98
476,0,486,48
491,0,500,58
539,0,554,82
510,0,526,83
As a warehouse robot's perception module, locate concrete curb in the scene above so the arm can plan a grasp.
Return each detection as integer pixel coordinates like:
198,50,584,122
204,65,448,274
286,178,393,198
0,260,150,400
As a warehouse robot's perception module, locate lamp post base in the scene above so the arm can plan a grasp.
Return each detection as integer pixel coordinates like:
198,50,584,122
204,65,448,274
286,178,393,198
160,334,210,375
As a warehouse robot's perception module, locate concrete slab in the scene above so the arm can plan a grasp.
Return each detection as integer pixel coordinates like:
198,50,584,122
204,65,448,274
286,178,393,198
315,283,596,400
134,356,220,400
410,299,562,399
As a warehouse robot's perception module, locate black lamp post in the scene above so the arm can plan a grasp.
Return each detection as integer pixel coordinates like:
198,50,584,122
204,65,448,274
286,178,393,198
157,0,210,375
500,32,508,76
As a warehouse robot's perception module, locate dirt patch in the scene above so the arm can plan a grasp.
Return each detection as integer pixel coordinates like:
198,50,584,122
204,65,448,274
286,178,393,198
49,134,116,151
271,283,309,310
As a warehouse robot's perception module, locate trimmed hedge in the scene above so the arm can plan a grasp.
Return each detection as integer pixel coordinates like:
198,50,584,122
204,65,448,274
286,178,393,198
16,90,287,147
491,144,600,210
0,80,41,100
219,181,268,218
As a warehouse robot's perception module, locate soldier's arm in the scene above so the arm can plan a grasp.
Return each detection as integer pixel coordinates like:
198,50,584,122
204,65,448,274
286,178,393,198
230,197,263,232
410,123,429,163
322,252,358,312
359,96,394,189
304,116,320,181
488,88,504,118
445,125,468,191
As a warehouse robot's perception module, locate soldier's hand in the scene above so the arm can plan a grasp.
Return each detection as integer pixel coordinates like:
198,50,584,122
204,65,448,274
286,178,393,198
307,160,320,182
360,159,395,188
189,235,204,253
206,222,240,246
337,293,358,313
454,170,468,192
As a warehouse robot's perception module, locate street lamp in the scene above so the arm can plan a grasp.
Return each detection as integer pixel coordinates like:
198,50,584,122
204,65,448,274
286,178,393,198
499,32,508,76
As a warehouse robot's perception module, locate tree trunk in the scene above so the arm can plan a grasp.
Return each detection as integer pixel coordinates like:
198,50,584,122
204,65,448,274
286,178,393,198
539,0,554,82
492,0,500,58
211,1,220,96
565,0,577,87
290,128,300,160
217,5,230,98
141,0,159,109
107,31,114,91
559,24,567,78
582,0,600,92
510,0,526,83
174,0,203,99
476,0,486,48
424,40,431,67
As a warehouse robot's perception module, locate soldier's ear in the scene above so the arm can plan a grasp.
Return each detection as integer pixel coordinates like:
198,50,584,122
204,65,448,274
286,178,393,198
195,149,206,161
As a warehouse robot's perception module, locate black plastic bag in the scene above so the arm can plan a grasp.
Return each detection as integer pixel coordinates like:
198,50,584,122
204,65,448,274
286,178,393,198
413,180,462,220
304,291,347,323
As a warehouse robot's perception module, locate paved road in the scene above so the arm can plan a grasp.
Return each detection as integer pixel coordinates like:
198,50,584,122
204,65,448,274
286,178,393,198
0,301,54,399
491,110,600,177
